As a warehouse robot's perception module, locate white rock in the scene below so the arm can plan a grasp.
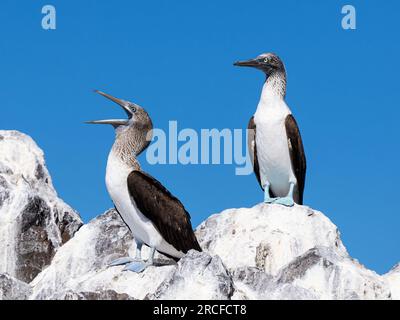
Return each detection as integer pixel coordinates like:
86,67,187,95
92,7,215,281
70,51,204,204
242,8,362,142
63,289,135,300
0,131,82,283
30,211,234,301
384,264,400,299
231,267,317,300
30,204,400,300
0,273,32,300
275,247,390,299
196,204,347,275
2,131,400,300
30,209,176,300
150,251,233,300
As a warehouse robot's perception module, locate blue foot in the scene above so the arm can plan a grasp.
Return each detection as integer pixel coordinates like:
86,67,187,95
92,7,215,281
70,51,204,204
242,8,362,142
264,197,278,204
123,261,151,273
109,257,136,267
263,183,278,204
273,197,295,207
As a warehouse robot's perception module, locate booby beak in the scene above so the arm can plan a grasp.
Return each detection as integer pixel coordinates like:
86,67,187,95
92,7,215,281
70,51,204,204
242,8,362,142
233,58,260,68
85,90,134,126
85,119,128,125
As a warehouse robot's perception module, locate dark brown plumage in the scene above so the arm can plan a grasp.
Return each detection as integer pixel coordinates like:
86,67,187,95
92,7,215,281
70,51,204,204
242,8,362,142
88,90,202,270
284,114,306,205
248,115,306,204
237,53,306,205
247,116,277,198
127,170,202,257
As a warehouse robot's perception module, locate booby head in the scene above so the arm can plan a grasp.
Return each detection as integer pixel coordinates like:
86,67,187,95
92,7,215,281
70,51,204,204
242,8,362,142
234,53,285,76
86,90,153,157
86,90,151,128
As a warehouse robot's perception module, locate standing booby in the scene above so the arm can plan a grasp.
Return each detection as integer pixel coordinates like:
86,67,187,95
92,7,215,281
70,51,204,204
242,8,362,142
86,90,201,273
234,53,306,206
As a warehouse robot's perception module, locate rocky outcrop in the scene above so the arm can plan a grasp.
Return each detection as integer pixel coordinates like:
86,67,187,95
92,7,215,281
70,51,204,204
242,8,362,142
384,264,400,299
231,267,317,299
30,209,234,300
0,273,32,300
0,131,82,283
275,247,390,299
29,209,165,300
149,251,234,300
29,205,399,300
195,205,346,275
63,290,135,300
0,130,399,300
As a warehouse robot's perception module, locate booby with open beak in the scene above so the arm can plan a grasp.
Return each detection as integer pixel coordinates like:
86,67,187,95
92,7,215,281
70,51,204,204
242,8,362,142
86,90,201,272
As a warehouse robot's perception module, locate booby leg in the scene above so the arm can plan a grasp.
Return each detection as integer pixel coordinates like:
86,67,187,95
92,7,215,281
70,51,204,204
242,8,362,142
135,242,143,260
109,241,143,267
123,247,156,273
263,181,278,204
273,182,295,207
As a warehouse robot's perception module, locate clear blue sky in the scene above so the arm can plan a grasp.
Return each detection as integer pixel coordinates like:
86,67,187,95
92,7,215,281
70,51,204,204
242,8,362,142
0,0,399,274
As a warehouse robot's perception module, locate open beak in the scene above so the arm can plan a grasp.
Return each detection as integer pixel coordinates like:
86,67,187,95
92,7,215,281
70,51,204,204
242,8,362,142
233,58,260,68
85,90,134,126
85,119,128,125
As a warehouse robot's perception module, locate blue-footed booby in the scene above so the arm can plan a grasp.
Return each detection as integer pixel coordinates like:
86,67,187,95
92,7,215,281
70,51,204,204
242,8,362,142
234,53,306,206
86,90,201,272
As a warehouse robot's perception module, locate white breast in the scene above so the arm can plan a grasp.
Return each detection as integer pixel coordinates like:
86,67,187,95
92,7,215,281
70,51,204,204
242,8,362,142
253,92,296,197
105,151,184,258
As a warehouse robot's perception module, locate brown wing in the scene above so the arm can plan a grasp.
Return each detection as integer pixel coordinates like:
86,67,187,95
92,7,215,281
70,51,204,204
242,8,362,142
248,116,276,197
127,170,201,255
248,116,262,189
285,114,306,205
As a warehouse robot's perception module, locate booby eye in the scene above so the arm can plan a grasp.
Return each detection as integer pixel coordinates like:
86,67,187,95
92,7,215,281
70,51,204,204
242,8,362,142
131,106,136,113
264,58,269,63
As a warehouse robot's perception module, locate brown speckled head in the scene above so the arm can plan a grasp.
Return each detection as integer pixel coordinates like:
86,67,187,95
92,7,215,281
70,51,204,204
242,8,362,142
234,52,287,97
255,53,285,75
234,52,285,76
114,102,153,158
86,90,153,168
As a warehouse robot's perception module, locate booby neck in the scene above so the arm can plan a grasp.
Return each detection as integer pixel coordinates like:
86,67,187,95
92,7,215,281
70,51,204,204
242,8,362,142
261,70,287,101
109,124,152,171
256,70,288,116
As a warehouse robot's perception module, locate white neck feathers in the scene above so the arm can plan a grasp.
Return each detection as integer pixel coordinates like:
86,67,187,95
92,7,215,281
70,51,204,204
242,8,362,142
256,70,290,118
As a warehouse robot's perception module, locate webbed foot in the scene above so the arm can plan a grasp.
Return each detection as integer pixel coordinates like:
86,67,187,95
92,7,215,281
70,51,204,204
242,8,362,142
109,257,137,267
264,197,279,204
123,260,152,273
273,197,295,207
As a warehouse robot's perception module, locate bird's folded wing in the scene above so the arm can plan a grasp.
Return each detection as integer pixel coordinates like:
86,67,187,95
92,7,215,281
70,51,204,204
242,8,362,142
285,114,307,204
127,170,201,253
248,116,263,190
